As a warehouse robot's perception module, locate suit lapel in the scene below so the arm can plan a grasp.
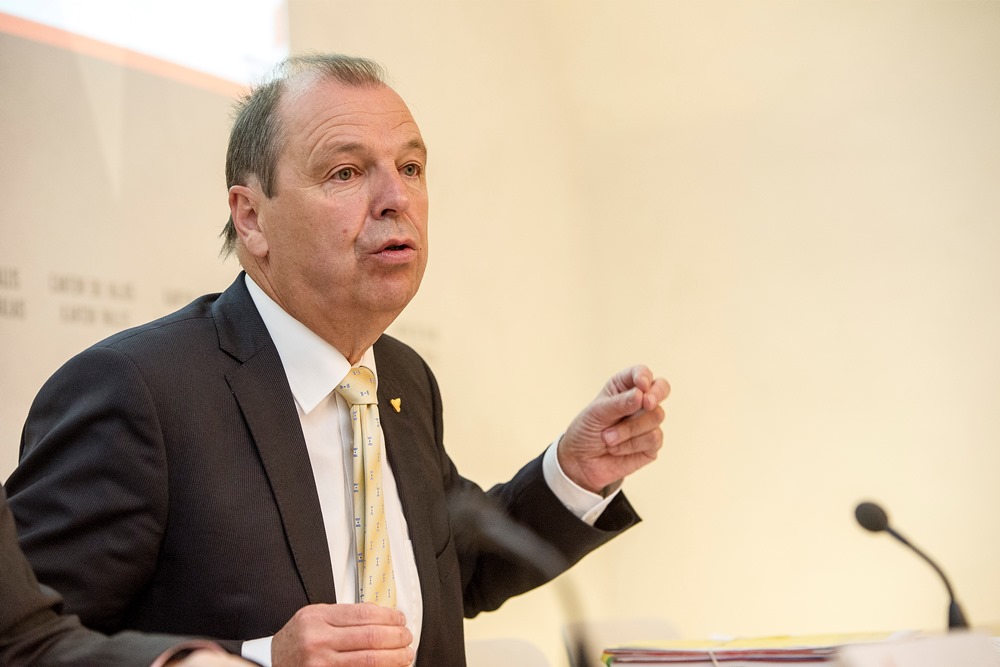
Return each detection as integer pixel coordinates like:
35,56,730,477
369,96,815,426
214,275,337,604
377,367,422,523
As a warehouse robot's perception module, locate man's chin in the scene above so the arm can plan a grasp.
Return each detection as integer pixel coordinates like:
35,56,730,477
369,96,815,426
367,281,420,316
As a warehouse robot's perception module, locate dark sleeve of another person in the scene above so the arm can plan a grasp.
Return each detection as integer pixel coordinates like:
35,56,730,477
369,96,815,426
0,487,189,667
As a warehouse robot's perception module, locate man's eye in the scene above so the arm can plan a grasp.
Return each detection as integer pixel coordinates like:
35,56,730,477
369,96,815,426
334,168,355,181
401,164,421,177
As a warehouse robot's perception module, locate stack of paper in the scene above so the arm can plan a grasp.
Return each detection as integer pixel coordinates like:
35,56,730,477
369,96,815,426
602,633,893,666
835,632,1000,667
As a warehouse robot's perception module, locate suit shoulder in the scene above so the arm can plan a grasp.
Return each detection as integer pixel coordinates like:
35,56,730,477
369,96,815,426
374,334,440,392
374,333,426,365
38,295,226,384
91,293,221,353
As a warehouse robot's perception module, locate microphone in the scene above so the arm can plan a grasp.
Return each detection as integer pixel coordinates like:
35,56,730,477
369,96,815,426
854,500,969,630
447,487,593,666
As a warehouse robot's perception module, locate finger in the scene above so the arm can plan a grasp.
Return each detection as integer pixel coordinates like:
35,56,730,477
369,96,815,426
630,365,654,393
605,365,651,396
330,647,415,667
590,386,647,431
323,623,414,652
642,377,671,411
603,405,664,448
608,423,664,458
315,602,407,628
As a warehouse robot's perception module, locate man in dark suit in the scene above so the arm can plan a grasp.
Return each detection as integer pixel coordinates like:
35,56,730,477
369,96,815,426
6,54,670,666
1,488,254,667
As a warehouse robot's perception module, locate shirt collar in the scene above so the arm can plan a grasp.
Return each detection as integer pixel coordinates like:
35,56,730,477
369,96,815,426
244,274,376,414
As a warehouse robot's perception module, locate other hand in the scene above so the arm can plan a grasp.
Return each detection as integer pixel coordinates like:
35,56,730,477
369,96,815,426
272,603,414,667
558,365,670,494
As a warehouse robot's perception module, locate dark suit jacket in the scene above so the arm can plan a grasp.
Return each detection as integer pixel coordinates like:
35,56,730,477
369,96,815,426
7,274,639,665
0,487,204,667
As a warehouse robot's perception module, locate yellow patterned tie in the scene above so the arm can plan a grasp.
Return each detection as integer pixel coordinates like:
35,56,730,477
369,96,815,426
336,366,396,608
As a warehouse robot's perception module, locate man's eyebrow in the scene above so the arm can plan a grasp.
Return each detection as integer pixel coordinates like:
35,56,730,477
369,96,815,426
405,138,428,160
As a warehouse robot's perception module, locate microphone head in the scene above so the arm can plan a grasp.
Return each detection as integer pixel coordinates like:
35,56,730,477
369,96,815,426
855,501,890,533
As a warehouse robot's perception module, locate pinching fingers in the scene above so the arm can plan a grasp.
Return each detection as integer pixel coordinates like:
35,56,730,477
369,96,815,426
602,404,665,451
642,377,671,411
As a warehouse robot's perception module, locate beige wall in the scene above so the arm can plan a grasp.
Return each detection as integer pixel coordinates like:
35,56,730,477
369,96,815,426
0,31,240,477
288,0,1000,662
3,2,999,666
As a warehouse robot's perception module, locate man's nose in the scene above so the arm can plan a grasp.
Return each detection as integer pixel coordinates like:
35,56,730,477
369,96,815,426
371,168,410,220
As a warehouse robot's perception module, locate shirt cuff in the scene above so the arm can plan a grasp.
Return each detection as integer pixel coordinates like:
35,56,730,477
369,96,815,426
242,636,273,666
542,438,622,526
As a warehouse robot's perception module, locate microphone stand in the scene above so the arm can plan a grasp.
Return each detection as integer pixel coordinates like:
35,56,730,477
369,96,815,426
449,488,598,665
855,501,970,631
885,526,969,630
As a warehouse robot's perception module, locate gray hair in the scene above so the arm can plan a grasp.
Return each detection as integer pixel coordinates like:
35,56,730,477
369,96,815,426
221,53,387,256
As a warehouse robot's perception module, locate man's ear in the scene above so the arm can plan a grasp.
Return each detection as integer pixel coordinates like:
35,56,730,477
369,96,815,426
228,184,269,258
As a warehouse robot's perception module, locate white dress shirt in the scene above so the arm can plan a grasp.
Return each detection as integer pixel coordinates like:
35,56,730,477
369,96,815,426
240,275,618,665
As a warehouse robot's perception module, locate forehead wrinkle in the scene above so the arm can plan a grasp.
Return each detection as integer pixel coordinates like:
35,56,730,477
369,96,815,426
303,118,426,171
384,117,427,158
306,139,368,173
277,83,425,176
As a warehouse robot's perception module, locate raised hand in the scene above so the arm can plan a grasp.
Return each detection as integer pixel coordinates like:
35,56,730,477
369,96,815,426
557,365,670,494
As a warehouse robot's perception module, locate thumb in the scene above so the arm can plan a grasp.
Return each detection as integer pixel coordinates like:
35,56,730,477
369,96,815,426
588,386,645,428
